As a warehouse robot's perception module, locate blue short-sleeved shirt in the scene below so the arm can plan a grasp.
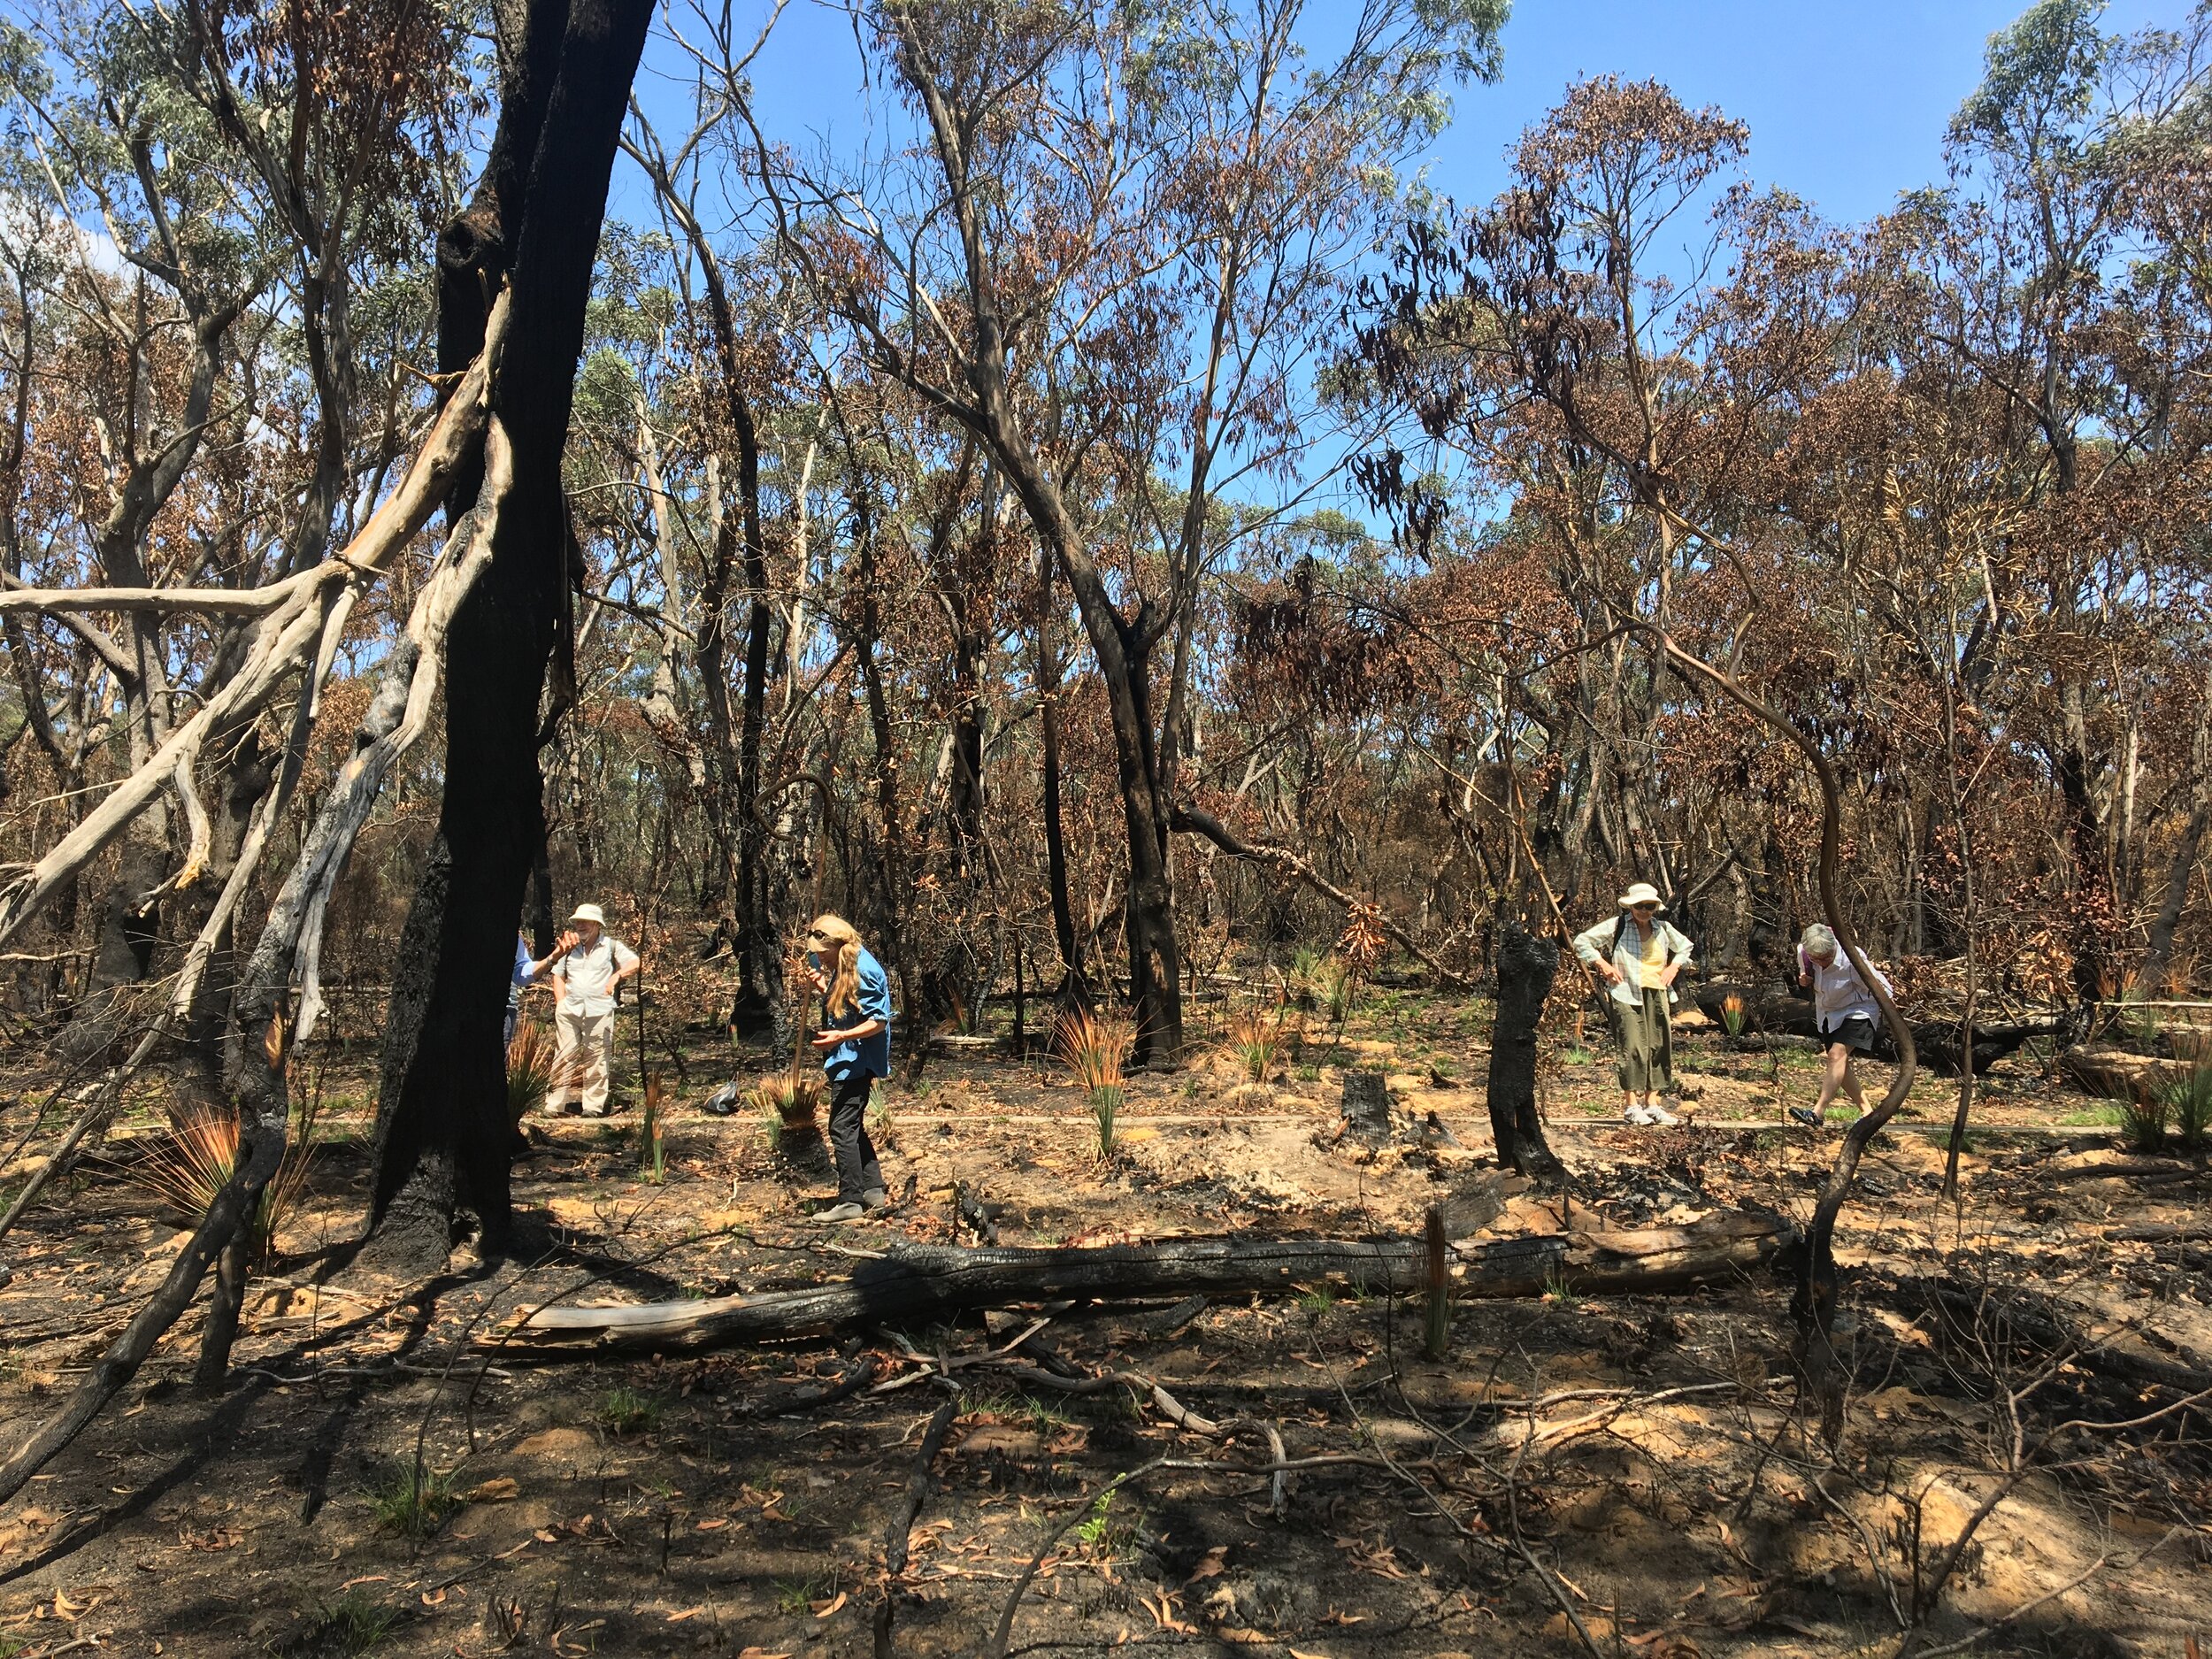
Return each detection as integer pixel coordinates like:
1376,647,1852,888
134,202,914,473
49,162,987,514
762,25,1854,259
818,946,893,1079
509,934,534,1010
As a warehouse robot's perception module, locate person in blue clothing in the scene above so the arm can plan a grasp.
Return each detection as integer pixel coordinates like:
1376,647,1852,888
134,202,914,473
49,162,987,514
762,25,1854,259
508,928,562,1047
803,912,893,1220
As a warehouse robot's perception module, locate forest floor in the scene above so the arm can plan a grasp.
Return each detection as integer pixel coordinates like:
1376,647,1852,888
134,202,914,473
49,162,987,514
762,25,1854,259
0,987,2206,1659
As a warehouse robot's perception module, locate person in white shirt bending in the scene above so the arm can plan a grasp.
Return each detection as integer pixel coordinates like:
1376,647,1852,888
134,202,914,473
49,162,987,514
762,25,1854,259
547,902,640,1118
1571,882,1696,1125
1793,923,1893,1129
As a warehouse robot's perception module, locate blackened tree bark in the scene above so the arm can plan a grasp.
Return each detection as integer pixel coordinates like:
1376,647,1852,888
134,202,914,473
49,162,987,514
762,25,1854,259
367,0,652,1267
1033,539,1084,1002
1486,924,1564,1184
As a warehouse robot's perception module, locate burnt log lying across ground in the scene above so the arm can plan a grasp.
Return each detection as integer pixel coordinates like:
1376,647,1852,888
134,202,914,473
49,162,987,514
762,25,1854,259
500,1210,1796,1354
1691,982,2065,1076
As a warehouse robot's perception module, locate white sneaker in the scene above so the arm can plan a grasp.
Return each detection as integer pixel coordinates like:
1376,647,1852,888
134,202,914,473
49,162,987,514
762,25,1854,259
1623,1104,1655,1125
1644,1102,1680,1126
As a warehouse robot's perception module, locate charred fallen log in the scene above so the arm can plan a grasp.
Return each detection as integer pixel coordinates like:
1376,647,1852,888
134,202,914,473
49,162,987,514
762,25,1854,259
1690,983,2062,1076
501,1210,1796,1354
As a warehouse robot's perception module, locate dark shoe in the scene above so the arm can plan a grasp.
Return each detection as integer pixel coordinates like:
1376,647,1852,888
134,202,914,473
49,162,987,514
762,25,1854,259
859,1188,890,1211
810,1202,865,1223
1789,1107,1824,1128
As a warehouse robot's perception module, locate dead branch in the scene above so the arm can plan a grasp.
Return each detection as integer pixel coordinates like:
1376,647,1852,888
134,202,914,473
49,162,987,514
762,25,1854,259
0,396,516,1505
0,288,511,957
874,1389,960,1655
502,1211,1796,1353
1169,799,1471,987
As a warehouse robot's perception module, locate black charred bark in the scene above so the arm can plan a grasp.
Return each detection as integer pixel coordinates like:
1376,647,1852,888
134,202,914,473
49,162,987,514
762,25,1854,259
1487,924,1563,1184
366,0,652,1270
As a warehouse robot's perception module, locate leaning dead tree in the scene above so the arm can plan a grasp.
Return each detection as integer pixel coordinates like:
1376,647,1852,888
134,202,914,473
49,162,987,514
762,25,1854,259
0,302,514,1246
0,303,515,1504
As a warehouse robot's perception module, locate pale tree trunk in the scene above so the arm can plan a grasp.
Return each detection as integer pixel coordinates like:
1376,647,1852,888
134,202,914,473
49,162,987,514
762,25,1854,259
2143,658,2212,987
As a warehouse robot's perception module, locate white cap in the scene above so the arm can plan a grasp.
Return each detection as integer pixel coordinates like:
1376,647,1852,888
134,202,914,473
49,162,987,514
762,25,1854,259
1617,882,1663,909
570,902,606,926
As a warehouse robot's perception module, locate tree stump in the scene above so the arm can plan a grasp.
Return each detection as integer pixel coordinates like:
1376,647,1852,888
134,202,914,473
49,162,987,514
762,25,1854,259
1488,924,1565,1184
1342,1069,1392,1138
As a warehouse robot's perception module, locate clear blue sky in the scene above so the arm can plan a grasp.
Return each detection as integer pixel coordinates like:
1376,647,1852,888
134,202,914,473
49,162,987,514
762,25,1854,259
629,0,2188,232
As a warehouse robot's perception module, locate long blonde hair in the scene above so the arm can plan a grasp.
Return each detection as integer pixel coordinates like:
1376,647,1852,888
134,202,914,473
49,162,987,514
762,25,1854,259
805,913,864,1017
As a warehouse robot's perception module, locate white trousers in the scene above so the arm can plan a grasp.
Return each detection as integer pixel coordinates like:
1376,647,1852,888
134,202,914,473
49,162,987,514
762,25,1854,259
550,1007,616,1115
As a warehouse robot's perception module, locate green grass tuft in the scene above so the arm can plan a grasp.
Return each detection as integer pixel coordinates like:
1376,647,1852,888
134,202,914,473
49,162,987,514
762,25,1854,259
369,1461,457,1540
595,1385,662,1436
295,1589,400,1655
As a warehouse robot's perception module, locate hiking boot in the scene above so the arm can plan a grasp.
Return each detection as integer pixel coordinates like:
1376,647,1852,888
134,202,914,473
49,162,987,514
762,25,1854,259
1623,1104,1655,1125
1788,1106,1824,1129
810,1201,865,1223
1644,1102,1680,1126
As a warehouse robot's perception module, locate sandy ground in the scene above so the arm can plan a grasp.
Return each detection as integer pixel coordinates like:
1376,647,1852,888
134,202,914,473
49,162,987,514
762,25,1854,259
0,1002,2203,1658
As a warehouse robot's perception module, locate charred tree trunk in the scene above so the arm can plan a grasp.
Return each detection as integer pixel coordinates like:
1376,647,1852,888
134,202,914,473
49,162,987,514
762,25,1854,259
1033,541,1083,1002
853,503,911,1016
180,730,273,1100
366,0,652,1269
1487,923,1564,1184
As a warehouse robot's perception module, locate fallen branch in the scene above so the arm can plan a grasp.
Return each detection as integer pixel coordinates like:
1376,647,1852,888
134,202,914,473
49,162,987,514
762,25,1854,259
503,1211,1795,1353
873,1389,959,1657
1169,800,1470,987
986,1455,1169,1659
1886,1275,2212,1398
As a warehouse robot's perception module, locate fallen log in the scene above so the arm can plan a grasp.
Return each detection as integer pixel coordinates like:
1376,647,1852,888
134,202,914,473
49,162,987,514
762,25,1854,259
2059,1044,2195,1103
1691,984,2064,1076
1886,1275,2212,1398
500,1210,1796,1354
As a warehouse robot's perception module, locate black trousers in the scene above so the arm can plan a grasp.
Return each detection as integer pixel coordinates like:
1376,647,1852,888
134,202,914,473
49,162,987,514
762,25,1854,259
827,1069,883,1201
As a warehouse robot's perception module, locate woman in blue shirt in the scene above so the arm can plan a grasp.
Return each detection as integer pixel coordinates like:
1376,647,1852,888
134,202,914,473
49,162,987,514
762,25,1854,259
803,913,894,1220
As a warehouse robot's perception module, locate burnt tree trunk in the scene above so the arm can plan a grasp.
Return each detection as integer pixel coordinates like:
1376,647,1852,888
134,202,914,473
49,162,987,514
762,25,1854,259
366,0,651,1269
1487,923,1563,1183
1033,539,1084,1002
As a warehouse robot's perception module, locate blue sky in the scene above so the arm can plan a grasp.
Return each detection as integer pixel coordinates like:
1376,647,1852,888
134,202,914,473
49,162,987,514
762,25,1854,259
627,0,2187,233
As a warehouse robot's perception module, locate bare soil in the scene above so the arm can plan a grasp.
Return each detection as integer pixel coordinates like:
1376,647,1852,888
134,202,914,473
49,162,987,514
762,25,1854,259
0,996,2205,1659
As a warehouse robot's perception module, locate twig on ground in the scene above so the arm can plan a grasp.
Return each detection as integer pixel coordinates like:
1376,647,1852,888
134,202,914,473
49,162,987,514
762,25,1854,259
876,1387,961,1658
986,1456,1170,1659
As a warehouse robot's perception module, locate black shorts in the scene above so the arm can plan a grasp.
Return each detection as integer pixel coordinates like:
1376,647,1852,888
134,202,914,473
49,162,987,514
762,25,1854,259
1820,1017,1875,1053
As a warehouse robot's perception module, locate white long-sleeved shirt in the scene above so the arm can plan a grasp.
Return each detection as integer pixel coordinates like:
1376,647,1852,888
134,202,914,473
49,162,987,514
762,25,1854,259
1799,946,1892,1025
1572,914,1695,1008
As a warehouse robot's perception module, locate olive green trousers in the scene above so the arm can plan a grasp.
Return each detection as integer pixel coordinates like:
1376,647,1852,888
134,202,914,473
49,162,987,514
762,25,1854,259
1611,987,1675,1094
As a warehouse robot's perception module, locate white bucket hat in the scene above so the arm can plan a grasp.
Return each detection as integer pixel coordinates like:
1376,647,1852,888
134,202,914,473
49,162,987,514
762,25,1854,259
569,902,606,926
1617,882,1664,910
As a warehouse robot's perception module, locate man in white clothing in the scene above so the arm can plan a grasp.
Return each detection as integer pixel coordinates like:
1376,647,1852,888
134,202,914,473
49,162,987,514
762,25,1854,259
1793,923,1893,1128
548,903,640,1118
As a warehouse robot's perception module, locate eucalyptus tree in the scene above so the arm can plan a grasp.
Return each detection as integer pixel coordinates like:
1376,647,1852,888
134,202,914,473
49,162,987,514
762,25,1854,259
780,0,1507,1061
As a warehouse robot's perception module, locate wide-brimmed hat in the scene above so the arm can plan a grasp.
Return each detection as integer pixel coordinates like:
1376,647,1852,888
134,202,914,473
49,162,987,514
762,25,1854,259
570,902,606,926
1617,883,1664,910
